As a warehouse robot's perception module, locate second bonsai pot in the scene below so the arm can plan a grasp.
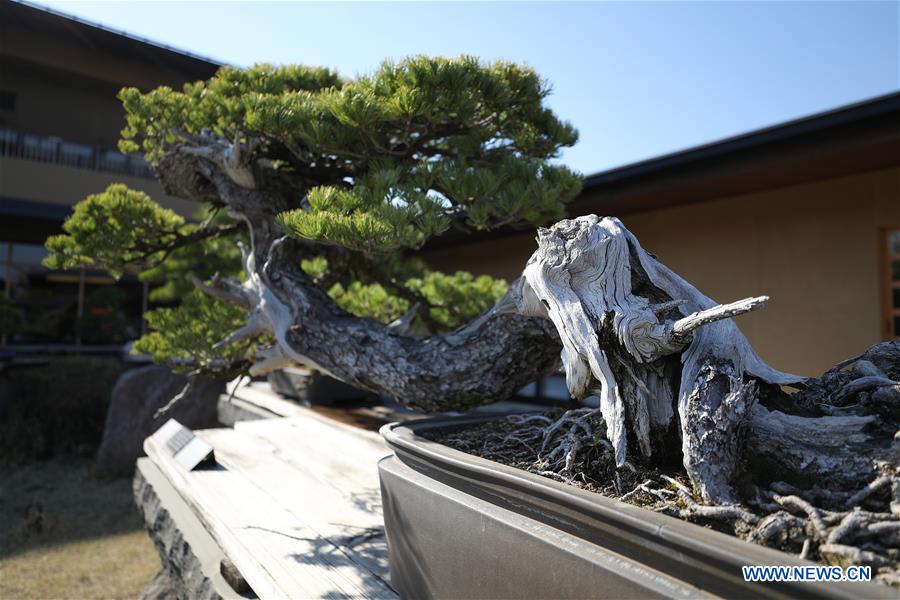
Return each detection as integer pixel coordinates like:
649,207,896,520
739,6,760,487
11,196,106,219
267,367,372,405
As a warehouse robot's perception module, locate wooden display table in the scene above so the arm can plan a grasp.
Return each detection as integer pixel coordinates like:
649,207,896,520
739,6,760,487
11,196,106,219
136,405,397,599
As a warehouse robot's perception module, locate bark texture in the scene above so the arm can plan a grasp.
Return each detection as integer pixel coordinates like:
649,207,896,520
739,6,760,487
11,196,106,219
156,136,897,507
157,139,562,413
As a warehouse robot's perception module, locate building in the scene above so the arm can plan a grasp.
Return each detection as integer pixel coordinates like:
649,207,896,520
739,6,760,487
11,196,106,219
421,93,900,377
2,1,897,378
0,0,219,345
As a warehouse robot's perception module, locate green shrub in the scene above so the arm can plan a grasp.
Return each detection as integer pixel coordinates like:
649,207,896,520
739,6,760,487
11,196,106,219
0,356,129,463
0,296,25,336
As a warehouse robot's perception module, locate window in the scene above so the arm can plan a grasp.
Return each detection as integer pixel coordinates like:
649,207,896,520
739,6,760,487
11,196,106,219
883,228,900,339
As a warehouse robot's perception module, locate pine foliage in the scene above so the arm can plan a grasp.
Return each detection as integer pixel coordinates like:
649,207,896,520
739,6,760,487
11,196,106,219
408,271,508,330
303,258,509,332
132,290,257,374
139,210,244,302
44,184,187,277
120,56,581,251
47,56,581,369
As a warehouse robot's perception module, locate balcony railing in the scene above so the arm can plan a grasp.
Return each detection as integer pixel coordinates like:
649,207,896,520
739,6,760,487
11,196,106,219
0,128,155,179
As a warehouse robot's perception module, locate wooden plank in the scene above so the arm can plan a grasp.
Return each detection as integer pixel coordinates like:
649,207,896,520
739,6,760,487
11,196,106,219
201,424,392,585
149,386,548,598
231,415,390,522
230,382,308,418
145,424,397,599
238,403,386,444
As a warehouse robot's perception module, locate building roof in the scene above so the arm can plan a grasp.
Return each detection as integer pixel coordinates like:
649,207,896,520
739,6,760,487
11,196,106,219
574,90,900,214
427,91,900,249
1,0,221,88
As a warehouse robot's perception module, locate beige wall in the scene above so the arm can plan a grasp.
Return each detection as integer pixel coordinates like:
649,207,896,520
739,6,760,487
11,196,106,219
0,156,197,217
420,166,900,377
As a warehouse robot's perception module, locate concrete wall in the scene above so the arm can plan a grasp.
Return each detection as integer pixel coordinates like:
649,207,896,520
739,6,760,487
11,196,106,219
419,166,900,377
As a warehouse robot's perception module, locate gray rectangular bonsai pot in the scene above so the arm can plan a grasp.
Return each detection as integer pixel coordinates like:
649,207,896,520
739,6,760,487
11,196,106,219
378,414,892,600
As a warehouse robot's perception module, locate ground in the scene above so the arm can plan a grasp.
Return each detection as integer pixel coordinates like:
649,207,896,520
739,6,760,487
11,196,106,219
0,459,159,599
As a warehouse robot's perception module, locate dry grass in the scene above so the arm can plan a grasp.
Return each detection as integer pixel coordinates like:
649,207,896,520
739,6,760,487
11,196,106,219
0,460,159,599
0,531,158,599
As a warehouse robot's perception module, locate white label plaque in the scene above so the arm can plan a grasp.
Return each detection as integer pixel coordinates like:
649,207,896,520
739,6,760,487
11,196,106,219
151,419,215,471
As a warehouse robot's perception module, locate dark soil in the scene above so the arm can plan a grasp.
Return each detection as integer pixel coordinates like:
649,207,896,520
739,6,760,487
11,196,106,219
424,409,685,499
423,410,899,586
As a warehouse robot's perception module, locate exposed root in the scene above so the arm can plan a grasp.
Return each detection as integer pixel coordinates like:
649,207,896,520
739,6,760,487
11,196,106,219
520,215,803,504
800,538,813,560
537,408,603,472
820,543,892,568
846,476,895,509
425,412,900,585
665,475,758,526
771,494,828,537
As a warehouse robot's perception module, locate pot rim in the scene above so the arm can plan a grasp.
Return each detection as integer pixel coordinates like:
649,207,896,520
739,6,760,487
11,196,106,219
381,412,892,600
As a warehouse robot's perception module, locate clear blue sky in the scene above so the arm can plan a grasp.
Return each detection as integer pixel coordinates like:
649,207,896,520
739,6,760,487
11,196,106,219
31,0,900,175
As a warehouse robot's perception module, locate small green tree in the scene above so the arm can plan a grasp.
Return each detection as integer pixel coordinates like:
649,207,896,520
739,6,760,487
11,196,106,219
46,57,580,389
0,295,25,338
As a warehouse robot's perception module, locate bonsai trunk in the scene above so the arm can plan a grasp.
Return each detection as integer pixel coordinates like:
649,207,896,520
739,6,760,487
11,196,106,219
159,139,898,507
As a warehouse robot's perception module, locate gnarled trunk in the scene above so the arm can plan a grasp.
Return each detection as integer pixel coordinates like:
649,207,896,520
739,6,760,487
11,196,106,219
158,139,897,507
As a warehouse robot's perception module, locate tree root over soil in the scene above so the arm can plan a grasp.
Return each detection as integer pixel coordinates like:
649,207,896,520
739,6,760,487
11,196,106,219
425,409,900,587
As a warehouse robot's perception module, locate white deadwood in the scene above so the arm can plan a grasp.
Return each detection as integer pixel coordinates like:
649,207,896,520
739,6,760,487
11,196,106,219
178,131,257,189
519,215,800,502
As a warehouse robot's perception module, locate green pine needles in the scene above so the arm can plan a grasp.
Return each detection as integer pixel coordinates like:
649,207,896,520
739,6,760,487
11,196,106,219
44,184,187,277
47,56,581,371
119,56,581,251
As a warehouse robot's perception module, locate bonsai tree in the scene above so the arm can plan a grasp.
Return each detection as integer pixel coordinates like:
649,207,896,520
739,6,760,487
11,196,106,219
45,58,580,403
45,58,898,562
